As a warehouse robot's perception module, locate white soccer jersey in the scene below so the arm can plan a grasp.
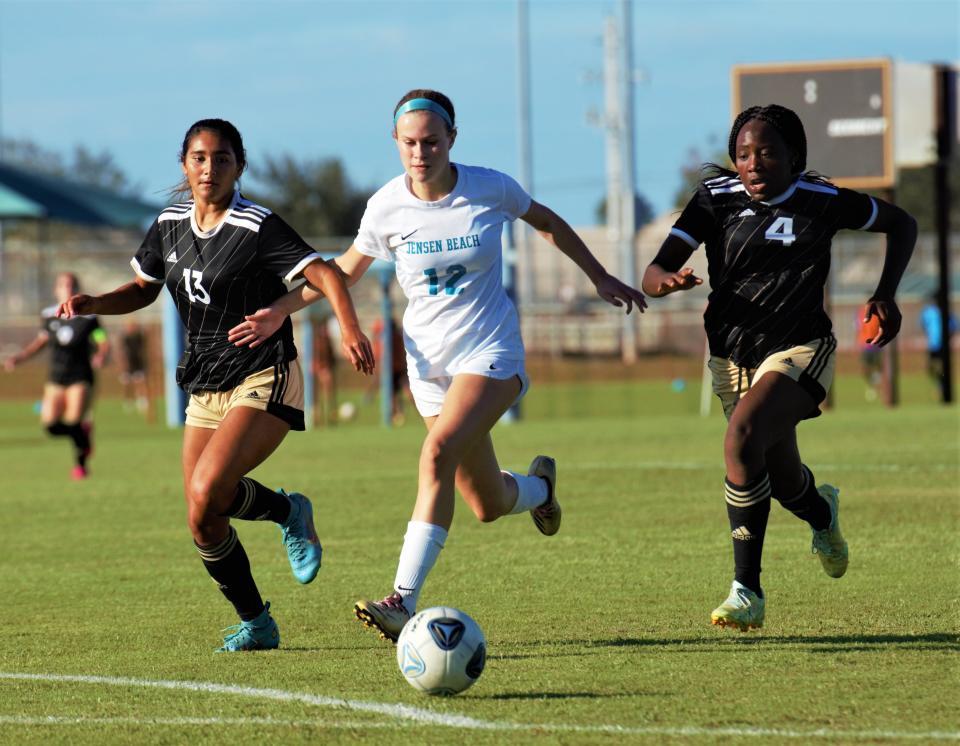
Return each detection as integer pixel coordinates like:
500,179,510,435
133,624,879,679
354,164,531,379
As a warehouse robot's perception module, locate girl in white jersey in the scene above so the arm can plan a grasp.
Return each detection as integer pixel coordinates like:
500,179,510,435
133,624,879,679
229,89,646,642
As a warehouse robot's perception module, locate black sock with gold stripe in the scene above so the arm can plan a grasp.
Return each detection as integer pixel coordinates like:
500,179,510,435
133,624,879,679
776,465,831,531
725,471,772,596
221,478,291,524
195,526,264,621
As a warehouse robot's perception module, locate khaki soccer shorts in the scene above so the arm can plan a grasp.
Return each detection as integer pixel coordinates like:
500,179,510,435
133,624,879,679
708,336,837,420
185,361,305,431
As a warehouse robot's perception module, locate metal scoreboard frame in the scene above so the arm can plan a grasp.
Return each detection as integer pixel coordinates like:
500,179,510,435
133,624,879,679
732,58,894,189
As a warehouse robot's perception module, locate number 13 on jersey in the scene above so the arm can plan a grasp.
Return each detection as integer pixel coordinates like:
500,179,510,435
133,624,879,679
423,265,466,296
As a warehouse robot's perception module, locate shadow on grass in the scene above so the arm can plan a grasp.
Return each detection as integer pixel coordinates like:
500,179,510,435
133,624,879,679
469,690,650,701
497,632,958,656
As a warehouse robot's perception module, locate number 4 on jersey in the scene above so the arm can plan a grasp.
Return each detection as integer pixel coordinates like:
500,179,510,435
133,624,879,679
765,217,796,246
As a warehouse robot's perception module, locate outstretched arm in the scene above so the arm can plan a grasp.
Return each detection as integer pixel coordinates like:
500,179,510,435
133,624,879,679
4,331,49,372
520,200,647,313
58,277,162,318
861,200,917,347
228,246,375,349
301,256,374,375
642,236,703,298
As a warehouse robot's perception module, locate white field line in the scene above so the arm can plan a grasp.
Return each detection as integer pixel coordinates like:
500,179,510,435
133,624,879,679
1,672,957,741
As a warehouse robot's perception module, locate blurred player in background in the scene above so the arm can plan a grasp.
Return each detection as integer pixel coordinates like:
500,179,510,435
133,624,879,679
228,89,646,642
643,104,916,631
4,272,108,480
855,306,882,402
117,319,153,419
920,293,956,392
58,118,373,652
367,314,412,425
310,311,339,427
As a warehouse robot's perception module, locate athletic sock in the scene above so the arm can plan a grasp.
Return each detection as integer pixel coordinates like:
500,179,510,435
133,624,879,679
221,477,291,524
46,422,90,467
393,520,447,615
724,472,772,596
776,465,831,531
506,471,549,514
195,526,264,621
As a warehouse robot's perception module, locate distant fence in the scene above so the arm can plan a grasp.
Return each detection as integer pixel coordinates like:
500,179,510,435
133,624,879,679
1,229,955,369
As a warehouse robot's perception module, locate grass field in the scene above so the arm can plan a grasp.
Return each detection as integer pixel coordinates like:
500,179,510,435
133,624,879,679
1,376,957,744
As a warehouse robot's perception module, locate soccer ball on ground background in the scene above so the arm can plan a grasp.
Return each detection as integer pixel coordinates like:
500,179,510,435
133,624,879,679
337,401,358,422
397,606,486,696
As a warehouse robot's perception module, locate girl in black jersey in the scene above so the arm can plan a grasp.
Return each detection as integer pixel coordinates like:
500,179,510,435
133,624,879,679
5,272,108,480
58,119,374,652
642,105,916,631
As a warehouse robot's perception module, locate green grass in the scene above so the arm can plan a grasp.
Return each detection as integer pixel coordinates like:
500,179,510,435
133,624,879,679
1,378,958,744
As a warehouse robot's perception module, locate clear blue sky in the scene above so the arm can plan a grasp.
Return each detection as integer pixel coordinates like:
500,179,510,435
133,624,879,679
1,0,956,226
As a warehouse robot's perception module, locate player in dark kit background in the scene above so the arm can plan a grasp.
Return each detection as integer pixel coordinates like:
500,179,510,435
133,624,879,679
642,104,916,631
5,272,108,480
58,119,375,652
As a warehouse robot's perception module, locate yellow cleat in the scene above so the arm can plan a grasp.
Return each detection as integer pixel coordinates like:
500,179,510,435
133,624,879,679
710,581,765,631
812,484,849,578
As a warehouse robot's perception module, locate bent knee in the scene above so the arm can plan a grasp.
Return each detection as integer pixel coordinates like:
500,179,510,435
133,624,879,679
724,418,764,455
187,475,235,521
419,437,460,479
470,503,505,523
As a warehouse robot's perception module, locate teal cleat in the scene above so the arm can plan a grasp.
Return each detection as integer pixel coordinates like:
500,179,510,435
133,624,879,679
279,489,322,584
217,602,280,652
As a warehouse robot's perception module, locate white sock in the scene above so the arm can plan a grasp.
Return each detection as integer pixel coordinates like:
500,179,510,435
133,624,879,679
506,471,549,514
393,520,447,615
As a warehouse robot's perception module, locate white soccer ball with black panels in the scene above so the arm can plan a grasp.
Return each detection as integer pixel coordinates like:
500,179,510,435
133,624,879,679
396,606,486,696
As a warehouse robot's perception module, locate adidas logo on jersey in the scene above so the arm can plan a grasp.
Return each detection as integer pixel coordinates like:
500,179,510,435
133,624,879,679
166,251,179,262
737,208,756,217
246,391,261,399
731,526,755,541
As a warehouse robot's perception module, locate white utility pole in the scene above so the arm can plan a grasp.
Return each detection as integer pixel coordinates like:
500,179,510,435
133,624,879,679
618,0,638,363
516,0,534,310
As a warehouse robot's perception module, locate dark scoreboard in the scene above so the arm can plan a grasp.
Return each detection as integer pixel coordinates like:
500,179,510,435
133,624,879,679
732,59,894,188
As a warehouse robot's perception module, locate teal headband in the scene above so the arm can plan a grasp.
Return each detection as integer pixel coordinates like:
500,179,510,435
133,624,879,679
393,98,453,129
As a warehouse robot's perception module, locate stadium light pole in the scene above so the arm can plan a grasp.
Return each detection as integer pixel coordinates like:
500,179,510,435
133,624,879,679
618,0,638,364
516,0,533,313
603,18,622,262
501,0,534,424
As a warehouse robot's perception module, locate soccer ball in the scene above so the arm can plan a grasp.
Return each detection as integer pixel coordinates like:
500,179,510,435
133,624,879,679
337,401,357,422
396,607,486,696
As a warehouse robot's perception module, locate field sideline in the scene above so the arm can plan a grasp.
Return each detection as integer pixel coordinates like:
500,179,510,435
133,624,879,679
1,379,957,745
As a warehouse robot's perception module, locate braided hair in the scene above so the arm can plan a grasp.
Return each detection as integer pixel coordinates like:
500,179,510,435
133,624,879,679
699,104,831,186
728,104,806,173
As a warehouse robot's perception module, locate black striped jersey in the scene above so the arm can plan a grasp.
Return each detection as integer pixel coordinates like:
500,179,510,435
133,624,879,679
41,306,102,385
670,174,878,368
131,192,321,393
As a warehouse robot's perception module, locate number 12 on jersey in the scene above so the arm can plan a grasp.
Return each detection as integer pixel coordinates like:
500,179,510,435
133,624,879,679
423,265,466,296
